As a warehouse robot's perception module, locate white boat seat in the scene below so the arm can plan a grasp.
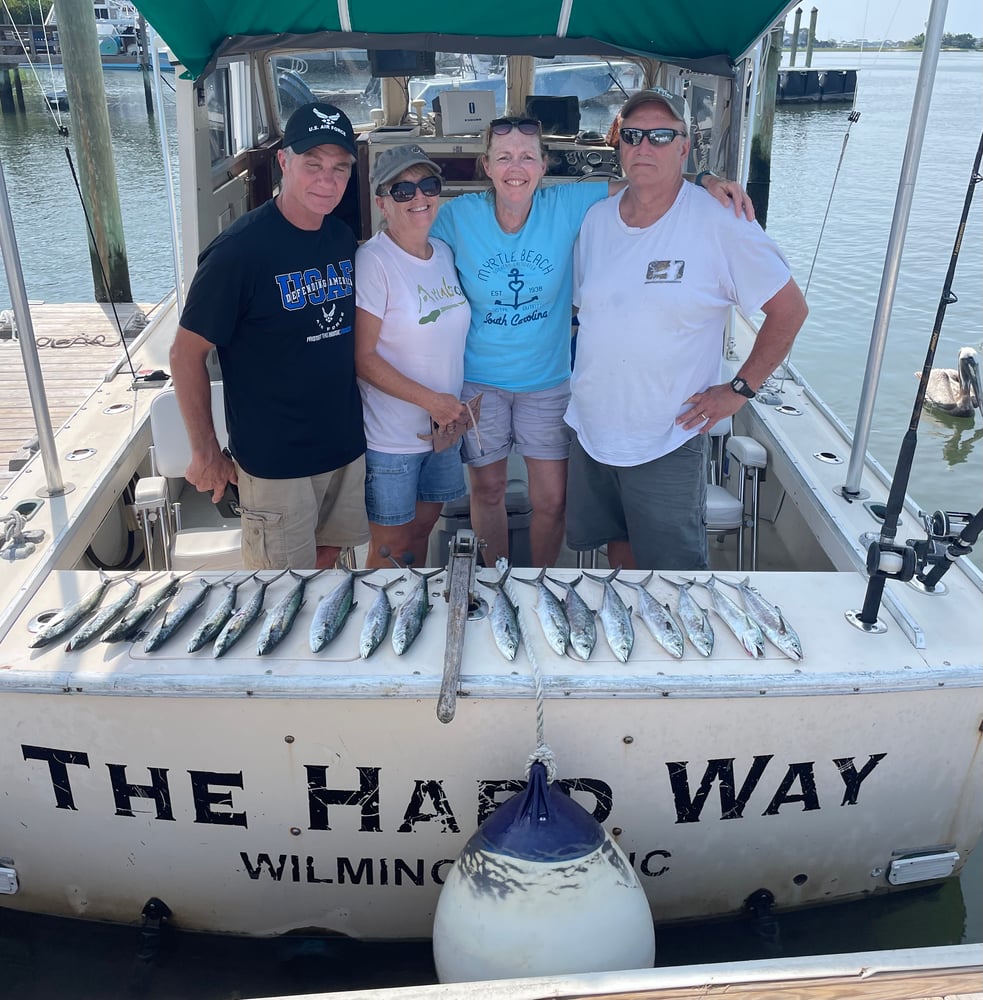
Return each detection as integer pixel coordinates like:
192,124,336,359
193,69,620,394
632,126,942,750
136,384,242,571
705,420,767,571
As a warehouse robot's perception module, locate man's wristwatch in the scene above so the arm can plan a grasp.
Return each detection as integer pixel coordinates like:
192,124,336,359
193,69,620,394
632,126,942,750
729,375,756,399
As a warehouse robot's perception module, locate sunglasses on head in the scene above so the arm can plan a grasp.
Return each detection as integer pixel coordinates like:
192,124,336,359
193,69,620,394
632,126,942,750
379,175,442,202
489,117,541,136
619,127,687,147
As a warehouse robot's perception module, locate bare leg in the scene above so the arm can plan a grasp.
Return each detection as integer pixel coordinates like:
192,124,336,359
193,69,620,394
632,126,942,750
525,457,567,567
315,545,341,569
365,502,443,569
468,459,509,567
606,539,637,570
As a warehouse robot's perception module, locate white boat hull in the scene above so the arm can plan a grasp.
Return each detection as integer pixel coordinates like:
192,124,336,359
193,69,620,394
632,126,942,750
2,566,980,939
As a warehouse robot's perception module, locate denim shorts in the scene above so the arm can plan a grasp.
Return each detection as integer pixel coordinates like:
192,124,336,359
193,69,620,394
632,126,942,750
364,446,466,526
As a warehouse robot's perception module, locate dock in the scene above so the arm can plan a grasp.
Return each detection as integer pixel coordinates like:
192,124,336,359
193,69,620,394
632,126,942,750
0,301,153,489
777,66,857,104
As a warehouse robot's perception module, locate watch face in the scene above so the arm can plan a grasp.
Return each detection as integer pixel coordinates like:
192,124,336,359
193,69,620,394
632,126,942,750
731,377,755,398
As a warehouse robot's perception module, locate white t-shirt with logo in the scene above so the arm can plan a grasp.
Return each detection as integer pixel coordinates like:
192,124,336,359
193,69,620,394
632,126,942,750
567,184,791,466
355,231,470,453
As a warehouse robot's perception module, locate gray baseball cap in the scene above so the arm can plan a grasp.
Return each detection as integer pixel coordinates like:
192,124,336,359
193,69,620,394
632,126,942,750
371,144,442,193
620,87,691,130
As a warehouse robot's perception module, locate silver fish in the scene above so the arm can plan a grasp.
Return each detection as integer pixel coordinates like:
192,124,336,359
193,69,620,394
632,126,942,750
546,573,596,661
144,576,227,653
187,572,256,653
66,575,144,651
617,571,685,659
102,574,186,643
213,569,288,658
721,576,803,661
694,575,765,658
309,569,375,653
513,568,569,656
29,571,116,648
257,568,328,656
359,576,405,659
584,568,634,663
479,567,521,661
660,576,714,657
391,569,442,655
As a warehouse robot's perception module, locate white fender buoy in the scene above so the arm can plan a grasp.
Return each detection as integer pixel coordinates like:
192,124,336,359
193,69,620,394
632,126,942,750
432,761,655,983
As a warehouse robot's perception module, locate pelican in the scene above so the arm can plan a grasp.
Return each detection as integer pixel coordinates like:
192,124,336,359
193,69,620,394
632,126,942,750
920,347,982,419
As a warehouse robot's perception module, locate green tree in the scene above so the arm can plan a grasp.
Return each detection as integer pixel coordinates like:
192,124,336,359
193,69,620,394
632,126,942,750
942,32,979,49
909,32,925,48
1,0,54,23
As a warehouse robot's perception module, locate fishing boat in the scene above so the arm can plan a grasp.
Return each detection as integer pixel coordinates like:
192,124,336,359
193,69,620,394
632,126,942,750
0,0,980,968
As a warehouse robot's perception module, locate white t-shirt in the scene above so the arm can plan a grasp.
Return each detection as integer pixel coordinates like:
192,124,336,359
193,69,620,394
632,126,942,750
355,231,470,453
567,184,791,466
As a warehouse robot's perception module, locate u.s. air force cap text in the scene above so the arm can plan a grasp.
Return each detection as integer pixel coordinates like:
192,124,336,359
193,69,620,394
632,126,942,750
282,102,357,157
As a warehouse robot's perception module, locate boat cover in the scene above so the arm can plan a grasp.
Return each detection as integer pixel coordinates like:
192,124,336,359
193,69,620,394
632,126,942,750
129,0,798,80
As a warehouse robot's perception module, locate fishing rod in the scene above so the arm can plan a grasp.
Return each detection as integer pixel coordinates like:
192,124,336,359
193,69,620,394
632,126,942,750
854,131,983,627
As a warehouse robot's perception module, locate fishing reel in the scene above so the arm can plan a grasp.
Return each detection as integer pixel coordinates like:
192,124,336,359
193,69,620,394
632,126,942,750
905,509,977,594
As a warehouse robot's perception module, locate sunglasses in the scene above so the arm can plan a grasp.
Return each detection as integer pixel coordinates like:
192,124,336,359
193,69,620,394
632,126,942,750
619,127,687,147
380,175,442,202
489,117,541,136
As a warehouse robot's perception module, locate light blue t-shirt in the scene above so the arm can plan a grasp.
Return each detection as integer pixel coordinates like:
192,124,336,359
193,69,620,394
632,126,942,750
431,182,608,392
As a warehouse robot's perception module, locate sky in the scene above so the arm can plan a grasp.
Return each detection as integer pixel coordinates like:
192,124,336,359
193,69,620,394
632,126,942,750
783,0,983,41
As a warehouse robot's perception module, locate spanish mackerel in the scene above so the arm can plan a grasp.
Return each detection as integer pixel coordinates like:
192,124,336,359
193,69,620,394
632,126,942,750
145,576,230,652
546,574,596,660
694,575,765,658
617,571,684,659
29,571,116,648
584,568,634,662
659,576,714,657
478,567,521,661
720,576,803,661
513,568,569,656
102,573,186,643
309,569,375,653
359,576,405,659
213,569,288,658
257,568,328,655
66,575,144,651
187,572,255,653
391,569,442,655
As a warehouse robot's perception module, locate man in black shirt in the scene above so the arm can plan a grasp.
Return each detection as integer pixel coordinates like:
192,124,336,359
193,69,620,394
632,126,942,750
170,102,368,569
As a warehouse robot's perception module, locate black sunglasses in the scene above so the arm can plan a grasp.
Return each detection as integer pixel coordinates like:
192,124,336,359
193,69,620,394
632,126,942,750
489,117,542,136
379,175,442,202
619,127,687,147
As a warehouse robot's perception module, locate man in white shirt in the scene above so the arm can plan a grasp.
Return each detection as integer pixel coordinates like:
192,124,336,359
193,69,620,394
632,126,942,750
566,88,808,570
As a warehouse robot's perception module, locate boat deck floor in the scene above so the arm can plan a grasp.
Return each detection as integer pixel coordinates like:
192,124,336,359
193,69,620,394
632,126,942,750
0,300,154,489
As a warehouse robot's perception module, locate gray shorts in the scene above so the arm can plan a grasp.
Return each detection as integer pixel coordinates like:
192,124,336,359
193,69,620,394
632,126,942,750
460,381,572,467
234,455,370,570
565,435,709,571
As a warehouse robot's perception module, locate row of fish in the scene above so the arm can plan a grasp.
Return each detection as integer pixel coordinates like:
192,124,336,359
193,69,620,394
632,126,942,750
482,569,803,663
29,567,802,664
28,568,446,659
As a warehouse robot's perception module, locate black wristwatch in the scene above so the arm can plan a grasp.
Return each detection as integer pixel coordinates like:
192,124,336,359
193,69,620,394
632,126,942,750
729,375,756,399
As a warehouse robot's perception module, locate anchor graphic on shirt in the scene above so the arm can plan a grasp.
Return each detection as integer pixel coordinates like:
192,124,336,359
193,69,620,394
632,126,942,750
494,268,539,310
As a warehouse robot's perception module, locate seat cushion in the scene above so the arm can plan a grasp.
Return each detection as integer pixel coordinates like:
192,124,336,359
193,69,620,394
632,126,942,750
706,484,744,531
171,527,242,571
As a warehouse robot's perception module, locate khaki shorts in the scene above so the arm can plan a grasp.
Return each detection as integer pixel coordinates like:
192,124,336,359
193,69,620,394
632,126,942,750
460,380,572,467
234,456,369,570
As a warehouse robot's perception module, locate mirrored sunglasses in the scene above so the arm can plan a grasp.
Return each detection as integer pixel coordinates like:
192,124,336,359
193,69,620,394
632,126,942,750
619,127,687,147
381,175,443,202
489,117,541,136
